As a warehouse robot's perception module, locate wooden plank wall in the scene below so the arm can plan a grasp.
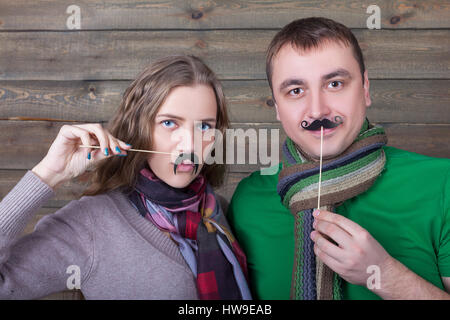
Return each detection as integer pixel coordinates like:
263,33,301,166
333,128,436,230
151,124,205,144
0,0,449,299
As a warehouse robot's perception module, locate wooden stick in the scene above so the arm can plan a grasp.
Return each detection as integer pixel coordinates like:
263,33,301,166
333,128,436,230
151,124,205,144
317,126,324,210
79,145,176,156
0,117,79,122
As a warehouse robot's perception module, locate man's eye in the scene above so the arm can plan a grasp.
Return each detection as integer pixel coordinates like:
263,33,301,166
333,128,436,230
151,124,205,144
289,88,304,96
161,120,176,128
328,81,343,89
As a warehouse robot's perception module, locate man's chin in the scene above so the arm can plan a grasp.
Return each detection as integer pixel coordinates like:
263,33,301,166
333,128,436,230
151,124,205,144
301,145,345,161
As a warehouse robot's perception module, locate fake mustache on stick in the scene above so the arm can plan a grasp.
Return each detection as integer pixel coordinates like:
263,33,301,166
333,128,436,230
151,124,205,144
79,145,202,175
173,152,200,175
301,116,343,131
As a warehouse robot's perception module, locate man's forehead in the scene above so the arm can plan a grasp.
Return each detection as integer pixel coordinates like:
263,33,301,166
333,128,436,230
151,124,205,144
279,39,351,58
272,42,358,83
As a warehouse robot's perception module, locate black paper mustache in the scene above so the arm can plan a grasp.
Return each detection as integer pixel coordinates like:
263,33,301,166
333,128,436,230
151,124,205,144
173,152,200,175
301,116,343,131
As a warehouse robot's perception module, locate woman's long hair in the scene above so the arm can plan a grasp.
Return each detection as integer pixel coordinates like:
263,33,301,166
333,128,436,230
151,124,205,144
82,55,229,196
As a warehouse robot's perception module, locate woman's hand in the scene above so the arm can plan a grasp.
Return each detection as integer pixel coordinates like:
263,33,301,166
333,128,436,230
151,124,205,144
32,123,132,189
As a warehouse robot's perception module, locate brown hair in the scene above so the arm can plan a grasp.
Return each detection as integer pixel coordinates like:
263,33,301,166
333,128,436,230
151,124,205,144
82,55,229,196
266,17,366,94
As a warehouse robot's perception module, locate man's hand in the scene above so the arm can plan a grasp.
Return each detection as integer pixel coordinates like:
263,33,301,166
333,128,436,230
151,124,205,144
310,208,392,287
310,209,450,299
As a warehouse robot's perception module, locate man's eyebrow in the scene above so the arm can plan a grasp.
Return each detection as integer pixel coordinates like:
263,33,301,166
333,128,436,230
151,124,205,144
278,78,305,91
322,68,352,81
278,69,351,91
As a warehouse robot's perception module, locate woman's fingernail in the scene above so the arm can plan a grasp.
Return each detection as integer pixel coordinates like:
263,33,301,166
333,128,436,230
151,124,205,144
104,148,109,156
313,209,320,217
115,146,121,153
117,154,127,157
126,143,132,147
87,152,91,160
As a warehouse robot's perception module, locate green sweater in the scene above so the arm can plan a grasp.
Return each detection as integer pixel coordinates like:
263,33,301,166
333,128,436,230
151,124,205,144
228,146,450,300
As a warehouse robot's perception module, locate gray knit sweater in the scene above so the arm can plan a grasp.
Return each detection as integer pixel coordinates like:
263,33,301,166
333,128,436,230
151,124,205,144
0,171,198,299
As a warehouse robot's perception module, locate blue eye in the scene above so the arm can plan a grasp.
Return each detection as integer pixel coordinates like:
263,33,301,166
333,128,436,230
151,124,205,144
162,120,175,128
197,122,211,131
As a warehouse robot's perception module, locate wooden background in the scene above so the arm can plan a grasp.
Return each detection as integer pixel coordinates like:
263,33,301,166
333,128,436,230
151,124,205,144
0,0,449,299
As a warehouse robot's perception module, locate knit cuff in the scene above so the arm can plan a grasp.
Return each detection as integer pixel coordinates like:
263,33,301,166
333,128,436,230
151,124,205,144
0,170,55,238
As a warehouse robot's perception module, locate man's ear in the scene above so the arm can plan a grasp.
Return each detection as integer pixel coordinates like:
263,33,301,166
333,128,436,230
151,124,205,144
363,70,372,108
272,97,280,121
275,104,280,121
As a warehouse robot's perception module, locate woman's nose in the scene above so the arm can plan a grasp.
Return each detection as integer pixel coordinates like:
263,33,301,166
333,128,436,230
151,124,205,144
172,128,192,152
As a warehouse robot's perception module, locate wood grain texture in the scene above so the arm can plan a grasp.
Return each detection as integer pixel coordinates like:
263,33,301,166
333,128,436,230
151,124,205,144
0,0,448,30
1,80,449,123
0,30,448,81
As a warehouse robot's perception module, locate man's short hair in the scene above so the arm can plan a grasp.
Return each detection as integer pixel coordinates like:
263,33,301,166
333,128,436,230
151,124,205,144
266,17,366,92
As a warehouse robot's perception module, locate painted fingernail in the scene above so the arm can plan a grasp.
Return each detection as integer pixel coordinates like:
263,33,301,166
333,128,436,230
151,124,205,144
313,209,320,217
126,143,132,147
104,148,109,156
115,146,121,153
87,152,91,160
117,154,127,157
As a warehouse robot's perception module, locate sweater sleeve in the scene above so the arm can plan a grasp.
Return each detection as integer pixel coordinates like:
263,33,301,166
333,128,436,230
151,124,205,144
0,171,94,299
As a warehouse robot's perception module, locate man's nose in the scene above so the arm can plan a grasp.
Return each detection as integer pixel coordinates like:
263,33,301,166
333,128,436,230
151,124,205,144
306,89,332,120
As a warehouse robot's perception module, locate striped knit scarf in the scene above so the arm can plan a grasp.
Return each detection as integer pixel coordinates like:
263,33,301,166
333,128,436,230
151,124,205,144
128,165,251,300
277,119,387,300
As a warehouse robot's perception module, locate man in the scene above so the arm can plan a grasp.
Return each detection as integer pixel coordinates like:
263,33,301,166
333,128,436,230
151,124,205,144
227,17,450,299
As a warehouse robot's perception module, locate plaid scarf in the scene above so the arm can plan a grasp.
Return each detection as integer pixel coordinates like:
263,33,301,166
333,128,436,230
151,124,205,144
277,119,387,299
128,165,251,300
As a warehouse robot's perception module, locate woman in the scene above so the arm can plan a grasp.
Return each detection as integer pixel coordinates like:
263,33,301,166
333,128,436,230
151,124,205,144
0,55,251,300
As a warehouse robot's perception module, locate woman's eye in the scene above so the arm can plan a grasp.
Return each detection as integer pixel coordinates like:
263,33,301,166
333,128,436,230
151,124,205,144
161,120,176,128
328,81,343,89
289,88,304,96
197,122,212,131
